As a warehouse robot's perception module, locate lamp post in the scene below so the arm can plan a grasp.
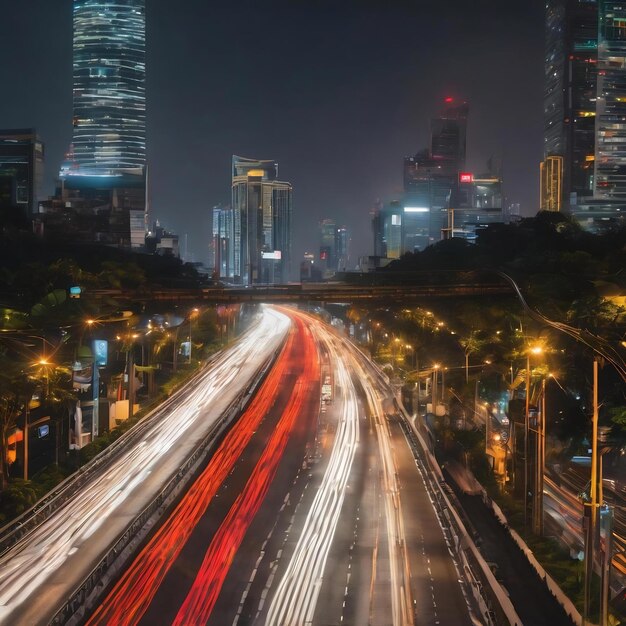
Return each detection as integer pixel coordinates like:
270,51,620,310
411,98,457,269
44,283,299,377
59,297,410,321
583,358,607,626
532,375,547,535
524,345,543,536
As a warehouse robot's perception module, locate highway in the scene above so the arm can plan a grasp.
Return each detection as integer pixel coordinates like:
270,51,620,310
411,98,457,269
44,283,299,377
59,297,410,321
0,307,291,626
0,306,476,626
85,308,475,626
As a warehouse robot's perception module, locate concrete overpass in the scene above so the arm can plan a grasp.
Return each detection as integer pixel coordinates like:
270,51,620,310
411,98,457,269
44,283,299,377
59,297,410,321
92,278,512,304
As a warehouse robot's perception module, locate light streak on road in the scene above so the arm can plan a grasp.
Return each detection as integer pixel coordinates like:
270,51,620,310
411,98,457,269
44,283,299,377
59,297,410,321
172,316,319,625
265,317,360,626
356,362,414,626
0,307,291,626
87,312,302,626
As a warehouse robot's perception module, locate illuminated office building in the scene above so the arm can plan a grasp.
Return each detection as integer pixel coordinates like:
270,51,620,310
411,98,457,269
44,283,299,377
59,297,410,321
451,171,504,241
319,218,337,276
372,201,403,259
45,0,147,247
540,155,563,211
595,1,626,201
211,204,235,280
335,226,350,271
544,0,597,207
402,99,469,250
70,0,146,175
231,155,292,284
544,1,626,229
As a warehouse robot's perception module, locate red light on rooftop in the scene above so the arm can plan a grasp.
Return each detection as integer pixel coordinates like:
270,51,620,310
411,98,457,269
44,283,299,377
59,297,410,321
444,97,454,103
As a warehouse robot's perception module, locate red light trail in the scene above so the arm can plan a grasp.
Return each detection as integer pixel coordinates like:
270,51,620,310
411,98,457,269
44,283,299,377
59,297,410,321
87,314,313,626
172,317,318,624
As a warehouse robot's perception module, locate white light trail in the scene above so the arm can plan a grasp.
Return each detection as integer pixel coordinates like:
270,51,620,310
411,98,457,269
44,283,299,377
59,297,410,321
265,320,360,626
0,307,291,625
354,359,414,626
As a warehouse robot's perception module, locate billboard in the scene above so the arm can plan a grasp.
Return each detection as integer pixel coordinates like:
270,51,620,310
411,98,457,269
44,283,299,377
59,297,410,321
93,339,108,367
261,250,282,260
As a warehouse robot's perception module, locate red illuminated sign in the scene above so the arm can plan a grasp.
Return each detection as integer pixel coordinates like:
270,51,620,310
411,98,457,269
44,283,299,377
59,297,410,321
459,172,473,183
444,97,454,103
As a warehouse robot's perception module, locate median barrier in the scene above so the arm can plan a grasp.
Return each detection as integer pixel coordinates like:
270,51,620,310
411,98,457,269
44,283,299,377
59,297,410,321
51,344,283,626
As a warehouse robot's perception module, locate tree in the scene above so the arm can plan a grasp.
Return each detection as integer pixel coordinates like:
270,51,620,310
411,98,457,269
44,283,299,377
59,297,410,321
0,356,35,491
459,330,485,383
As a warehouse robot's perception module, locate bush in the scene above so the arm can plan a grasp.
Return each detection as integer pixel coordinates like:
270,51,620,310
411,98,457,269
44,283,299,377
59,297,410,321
0,480,39,524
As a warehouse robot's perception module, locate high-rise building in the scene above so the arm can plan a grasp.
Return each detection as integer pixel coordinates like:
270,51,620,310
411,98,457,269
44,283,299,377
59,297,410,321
43,0,148,247
231,155,292,284
544,0,597,207
335,226,350,271
372,201,403,259
70,0,146,175
0,129,44,216
210,204,235,280
540,155,564,210
448,170,504,241
402,99,470,250
319,218,337,276
595,1,626,201
430,100,468,170
544,1,626,230
318,220,351,275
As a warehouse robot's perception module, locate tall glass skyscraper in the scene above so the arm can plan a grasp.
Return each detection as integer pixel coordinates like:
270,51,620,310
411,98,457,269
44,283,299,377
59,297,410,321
70,0,146,175
544,0,597,207
231,155,292,285
48,0,148,249
544,0,626,230
595,0,626,200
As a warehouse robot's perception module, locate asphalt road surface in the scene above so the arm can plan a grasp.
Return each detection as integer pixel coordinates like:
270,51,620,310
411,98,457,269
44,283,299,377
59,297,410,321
87,308,475,626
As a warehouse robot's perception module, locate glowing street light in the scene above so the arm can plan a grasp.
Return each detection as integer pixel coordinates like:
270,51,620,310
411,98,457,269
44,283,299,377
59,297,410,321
524,343,545,535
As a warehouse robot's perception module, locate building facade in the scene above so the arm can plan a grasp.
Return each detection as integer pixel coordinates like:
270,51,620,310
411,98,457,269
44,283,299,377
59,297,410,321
402,100,470,251
544,0,626,230
231,155,292,284
595,0,626,201
544,0,597,207
43,0,148,247
319,218,337,275
335,225,350,271
540,155,564,210
71,0,146,175
0,129,44,216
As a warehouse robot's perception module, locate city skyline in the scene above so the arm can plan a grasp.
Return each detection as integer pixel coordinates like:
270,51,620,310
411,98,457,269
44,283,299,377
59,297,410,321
0,0,544,267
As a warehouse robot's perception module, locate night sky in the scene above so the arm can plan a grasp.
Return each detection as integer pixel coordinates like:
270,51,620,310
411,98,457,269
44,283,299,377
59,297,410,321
0,0,545,270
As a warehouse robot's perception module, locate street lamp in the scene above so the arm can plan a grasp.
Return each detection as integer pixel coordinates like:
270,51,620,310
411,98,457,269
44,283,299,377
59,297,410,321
524,344,544,536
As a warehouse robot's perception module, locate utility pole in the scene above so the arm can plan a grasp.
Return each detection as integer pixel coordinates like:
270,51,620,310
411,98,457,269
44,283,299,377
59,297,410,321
524,352,530,536
532,377,546,535
583,359,599,626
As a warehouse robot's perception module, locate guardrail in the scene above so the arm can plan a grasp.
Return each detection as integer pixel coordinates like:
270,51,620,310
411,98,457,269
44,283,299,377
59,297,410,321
343,336,522,626
0,348,223,557
397,416,522,626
